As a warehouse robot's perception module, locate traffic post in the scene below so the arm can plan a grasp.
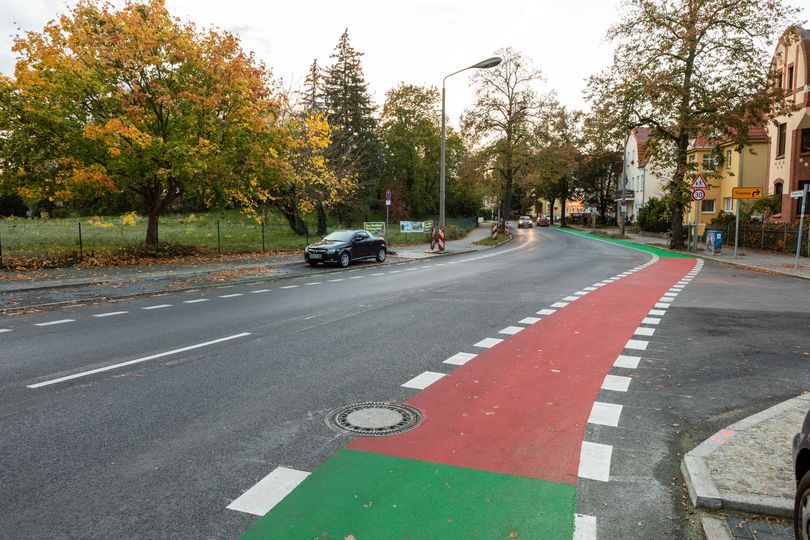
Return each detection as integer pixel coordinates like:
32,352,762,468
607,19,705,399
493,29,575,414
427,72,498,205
792,186,810,269
491,222,497,241
385,187,392,237
688,175,708,252
437,227,445,252
731,187,763,258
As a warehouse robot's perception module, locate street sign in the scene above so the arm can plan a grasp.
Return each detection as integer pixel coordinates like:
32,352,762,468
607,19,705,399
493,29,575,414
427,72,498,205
792,190,805,199
732,187,763,199
363,222,385,237
422,220,433,230
399,220,424,233
385,187,392,206
689,175,708,189
691,189,706,201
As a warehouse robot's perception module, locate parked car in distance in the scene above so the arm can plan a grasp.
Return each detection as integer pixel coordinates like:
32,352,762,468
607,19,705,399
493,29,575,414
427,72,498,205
517,216,533,228
304,230,387,268
794,406,810,539
537,216,550,227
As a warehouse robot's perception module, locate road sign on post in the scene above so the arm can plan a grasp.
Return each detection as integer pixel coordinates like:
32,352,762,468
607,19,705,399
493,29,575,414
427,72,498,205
691,189,706,201
690,175,708,189
732,187,763,199
795,185,810,269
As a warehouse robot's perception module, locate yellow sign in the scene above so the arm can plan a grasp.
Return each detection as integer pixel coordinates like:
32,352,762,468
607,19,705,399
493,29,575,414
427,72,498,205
731,187,763,199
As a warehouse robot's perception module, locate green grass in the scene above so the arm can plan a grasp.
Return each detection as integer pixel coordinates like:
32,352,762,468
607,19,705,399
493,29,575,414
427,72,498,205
0,210,477,267
475,231,511,246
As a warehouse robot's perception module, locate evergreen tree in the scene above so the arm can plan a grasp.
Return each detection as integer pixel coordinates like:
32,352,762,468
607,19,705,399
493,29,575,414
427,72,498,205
301,59,324,114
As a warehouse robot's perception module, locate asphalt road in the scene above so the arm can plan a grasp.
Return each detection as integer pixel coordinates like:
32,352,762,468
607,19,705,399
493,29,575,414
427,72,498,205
2,228,809,539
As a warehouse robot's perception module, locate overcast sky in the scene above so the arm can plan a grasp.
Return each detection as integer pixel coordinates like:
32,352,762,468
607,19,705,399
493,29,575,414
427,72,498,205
1,0,808,127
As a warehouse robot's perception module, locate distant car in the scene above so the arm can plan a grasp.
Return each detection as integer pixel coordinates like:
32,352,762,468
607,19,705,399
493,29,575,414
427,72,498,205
537,216,550,227
517,216,533,228
304,230,387,268
794,407,810,539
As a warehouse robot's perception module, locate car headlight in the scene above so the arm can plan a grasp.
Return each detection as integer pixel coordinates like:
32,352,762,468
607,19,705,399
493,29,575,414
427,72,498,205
326,249,336,255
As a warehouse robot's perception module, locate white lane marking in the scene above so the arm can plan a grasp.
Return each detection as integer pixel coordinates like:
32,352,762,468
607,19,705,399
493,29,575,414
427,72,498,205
473,337,503,348
654,303,670,309
588,402,623,427
574,291,589,296
574,514,597,540
563,296,580,301
671,285,685,290
602,374,632,392
634,327,655,336
370,273,384,276
402,371,446,389
349,276,365,280
614,355,641,369
593,283,606,287
185,299,210,304
498,326,524,335
418,266,432,269
328,279,345,282
93,311,129,318
443,352,477,366
226,467,310,516
35,319,76,326
642,317,661,325
537,308,557,316
27,332,252,389
142,304,171,310
280,285,299,289
663,292,678,297
583,287,597,291
600,280,612,284
0,328,12,333
578,441,612,482
626,339,649,350
251,289,272,293
219,293,244,298
304,282,322,286
388,270,402,274
519,317,541,325
659,297,675,303
677,281,688,285
551,302,569,308
649,309,667,316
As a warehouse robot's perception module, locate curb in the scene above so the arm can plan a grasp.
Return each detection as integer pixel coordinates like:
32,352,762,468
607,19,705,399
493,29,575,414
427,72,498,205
700,514,733,540
693,253,810,281
682,394,810,518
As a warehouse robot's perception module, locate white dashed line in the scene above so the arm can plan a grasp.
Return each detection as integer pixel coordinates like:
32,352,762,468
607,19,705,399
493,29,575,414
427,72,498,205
388,270,402,274
663,292,678,297
563,296,580,301
642,317,661,325
519,317,541,325
602,374,632,392
327,279,345,282
551,302,569,308
583,287,597,291
280,285,299,289
578,441,612,482
473,337,503,348
219,293,244,298
634,327,655,336
574,514,597,540
350,276,365,280
251,289,272,293
649,309,667,316
142,304,171,310
304,282,322,286
537,309,557,316
226,467,310,516
588,402,623,427
183,299,209,304
574,291,589,296
402,371,446,389
498,326,524,335
659,297,675,303
614,354,641,369
654,303,670,309
370,273,384,276
443,352,477,366
626,339,649,350
0,328,11,333
93,311,129,317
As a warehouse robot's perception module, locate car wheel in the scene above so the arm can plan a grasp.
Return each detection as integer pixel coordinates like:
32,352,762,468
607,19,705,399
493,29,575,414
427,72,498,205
339,251,351,268
307,260,319,266
375,247,386,262
796,470,810,540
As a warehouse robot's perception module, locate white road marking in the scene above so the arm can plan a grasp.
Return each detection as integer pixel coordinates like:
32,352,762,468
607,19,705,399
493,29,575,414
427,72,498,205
142,304,171,310
251,289,272,293
663,292,678,297
328,279,345,282
583,287,597,291
35,319,75,326
642,317,661,325
551,302,569,308
402,371,446,389
443,352,477,366
626,339,649,350
574,291,589,296
0,328,12,333
183,299,209,304
654,303,670,309
27,332,252,388
388,270,402,274
473,337,503,349
304,282,322,286
601,280,612,284
671,285,685,290
280,285,299,289
602,374,632,392
588,402,623,427
93,311,129,317
349,276,365,280
659,297,675,303
593,283,606,287
649,309,667,316
574,514,597,540
219,293,244,298
418,266,432,269
498,326,524,335
226,467,310,516
536,309,557,315
519,317,541,325
370,273,384,276
614,355,641,369
634,327,655,336
578,441,613,482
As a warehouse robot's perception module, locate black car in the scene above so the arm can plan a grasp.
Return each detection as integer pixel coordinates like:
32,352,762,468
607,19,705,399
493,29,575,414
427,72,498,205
795,407,810,539
304,230,387,268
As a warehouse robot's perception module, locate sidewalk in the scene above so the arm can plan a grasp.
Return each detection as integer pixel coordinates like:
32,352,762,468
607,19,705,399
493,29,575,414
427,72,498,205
0,223,500,312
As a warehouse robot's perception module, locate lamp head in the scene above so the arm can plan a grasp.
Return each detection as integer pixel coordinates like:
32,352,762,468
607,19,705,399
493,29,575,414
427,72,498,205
471,57,502,69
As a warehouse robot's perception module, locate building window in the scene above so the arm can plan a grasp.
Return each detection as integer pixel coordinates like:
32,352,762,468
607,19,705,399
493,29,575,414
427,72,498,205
776,70,783,88
787,66,794,90
702,199,716,213
725,149,732,169
688,154,696,163
801,129,810,154
702,154,715,171
724,197,733,212
775,183,783,198
777,124,787,157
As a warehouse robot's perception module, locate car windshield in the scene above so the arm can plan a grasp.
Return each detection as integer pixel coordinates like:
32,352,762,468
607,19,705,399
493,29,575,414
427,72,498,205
322,231,355,242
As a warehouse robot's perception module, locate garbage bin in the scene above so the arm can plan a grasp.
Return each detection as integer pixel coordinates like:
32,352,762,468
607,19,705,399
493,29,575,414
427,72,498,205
705,230,723,255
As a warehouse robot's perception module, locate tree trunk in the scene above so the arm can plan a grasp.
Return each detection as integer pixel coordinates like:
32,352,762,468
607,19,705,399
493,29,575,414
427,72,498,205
280,207,308,236
559,177,569,228
146,210,159,247
316,203,327,236
549,197,556,225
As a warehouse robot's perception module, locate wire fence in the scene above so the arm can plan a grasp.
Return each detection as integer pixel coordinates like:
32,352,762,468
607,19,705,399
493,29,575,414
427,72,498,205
0,216,479,269
706,222,810,257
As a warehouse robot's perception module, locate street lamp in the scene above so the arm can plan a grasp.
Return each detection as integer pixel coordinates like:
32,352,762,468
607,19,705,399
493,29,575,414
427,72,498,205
440,56,502,240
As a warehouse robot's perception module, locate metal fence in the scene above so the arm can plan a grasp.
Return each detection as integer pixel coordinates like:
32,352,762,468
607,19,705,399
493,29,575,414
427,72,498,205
706,222,810,257
0,216,479,268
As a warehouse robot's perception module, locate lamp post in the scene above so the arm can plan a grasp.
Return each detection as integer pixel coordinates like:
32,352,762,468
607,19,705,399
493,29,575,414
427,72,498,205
440,56,502,237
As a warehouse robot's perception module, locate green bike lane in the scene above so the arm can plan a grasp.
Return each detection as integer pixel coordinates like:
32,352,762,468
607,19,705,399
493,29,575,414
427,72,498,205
242,232,695,539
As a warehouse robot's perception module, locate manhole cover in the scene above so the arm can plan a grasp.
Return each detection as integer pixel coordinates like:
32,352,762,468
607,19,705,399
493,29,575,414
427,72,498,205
327,402,422,436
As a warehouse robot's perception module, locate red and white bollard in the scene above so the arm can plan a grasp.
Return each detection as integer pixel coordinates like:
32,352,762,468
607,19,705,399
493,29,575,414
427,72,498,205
437,227,445,251
491,222,498,241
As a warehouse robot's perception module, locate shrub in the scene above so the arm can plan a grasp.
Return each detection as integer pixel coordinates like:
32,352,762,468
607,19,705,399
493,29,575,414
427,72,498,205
637,197,670,233
121,211,138,226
